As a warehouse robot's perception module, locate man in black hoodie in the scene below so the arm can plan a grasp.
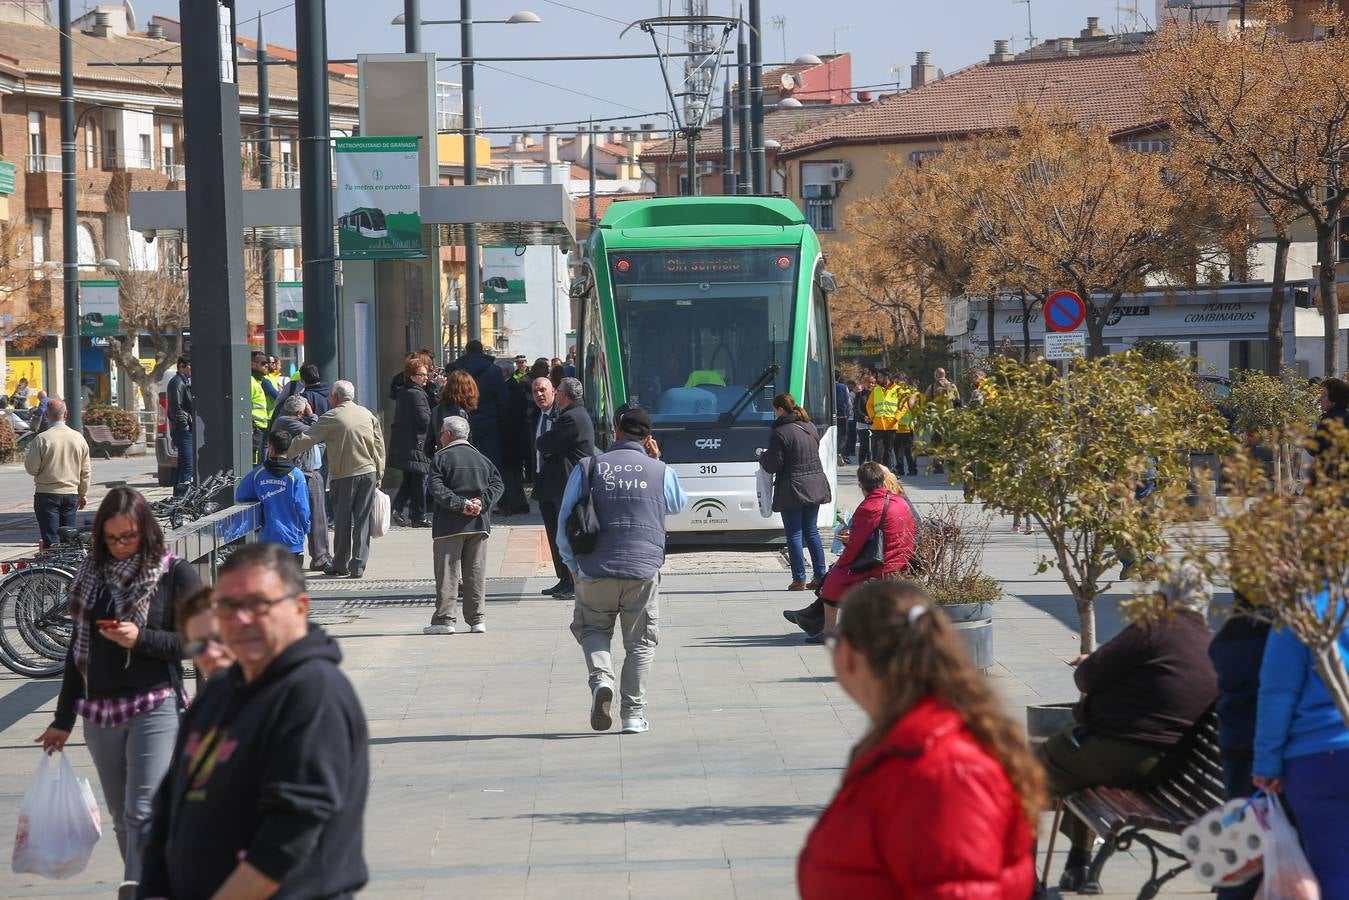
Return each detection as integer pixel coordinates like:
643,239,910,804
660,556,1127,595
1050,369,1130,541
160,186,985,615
139,544,368,900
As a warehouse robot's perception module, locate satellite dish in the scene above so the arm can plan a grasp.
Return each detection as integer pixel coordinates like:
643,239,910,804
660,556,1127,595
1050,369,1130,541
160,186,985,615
780,72,795,91
122,0,137,31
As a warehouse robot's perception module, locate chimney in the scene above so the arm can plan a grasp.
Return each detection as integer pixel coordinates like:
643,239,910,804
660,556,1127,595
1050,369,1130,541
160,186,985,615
1057,38,1078,55
1081,16,1106,39
510,133,523,152
522,132,535,147
91,10,114,37
543,126,558,163
622,128,635,143
640,121,655,140
910,50,936,89
146,21,164,39
989,39,1014,63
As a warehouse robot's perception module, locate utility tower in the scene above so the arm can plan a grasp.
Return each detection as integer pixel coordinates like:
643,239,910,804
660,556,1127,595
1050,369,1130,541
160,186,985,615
683,0,715,123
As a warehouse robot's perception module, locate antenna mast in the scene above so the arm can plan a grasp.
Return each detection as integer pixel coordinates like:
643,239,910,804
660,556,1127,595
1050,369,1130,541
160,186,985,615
683,0,715,124
1013,0,1035,49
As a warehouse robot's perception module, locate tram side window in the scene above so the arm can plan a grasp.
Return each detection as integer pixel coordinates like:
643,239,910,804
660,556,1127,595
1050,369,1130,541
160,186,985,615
581,287,610,447
801,285,832,425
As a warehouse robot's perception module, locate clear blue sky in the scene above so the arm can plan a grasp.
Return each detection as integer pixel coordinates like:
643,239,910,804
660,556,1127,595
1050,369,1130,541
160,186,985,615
127,1,1147,135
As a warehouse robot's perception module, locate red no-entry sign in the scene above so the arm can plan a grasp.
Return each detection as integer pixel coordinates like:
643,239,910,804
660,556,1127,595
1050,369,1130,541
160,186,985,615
1044,290,1086,333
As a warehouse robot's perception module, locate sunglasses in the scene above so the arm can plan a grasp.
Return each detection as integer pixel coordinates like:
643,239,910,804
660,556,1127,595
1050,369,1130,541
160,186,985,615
183,633,225,656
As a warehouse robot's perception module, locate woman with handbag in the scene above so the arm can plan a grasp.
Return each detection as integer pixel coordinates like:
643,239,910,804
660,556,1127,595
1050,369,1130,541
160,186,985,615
389,358,434,527
36,487,201,898
815,462,916,635
759,393,832,591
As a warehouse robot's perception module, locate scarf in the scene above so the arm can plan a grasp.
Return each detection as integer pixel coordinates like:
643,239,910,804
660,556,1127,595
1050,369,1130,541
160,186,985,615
68,549,172,679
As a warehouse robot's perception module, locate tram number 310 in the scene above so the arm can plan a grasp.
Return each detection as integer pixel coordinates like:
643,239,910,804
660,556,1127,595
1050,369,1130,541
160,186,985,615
699,465,718,475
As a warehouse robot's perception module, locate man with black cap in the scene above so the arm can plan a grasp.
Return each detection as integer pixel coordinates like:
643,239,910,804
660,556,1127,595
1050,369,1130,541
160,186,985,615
556,404,687,735
511,354,530,383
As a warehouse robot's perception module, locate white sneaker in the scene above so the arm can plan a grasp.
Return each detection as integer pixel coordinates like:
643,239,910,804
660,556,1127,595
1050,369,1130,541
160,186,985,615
469,623,487,634
621,716,650,734
423,624,455,635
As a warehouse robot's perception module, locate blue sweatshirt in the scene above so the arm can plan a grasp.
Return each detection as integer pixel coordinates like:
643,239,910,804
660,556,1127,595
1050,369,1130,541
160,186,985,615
1253,589,1349,778
236,458,311,552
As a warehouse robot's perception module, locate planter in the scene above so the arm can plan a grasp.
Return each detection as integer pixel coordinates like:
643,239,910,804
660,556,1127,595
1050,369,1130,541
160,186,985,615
940,600,993,672
1025,701,1076,749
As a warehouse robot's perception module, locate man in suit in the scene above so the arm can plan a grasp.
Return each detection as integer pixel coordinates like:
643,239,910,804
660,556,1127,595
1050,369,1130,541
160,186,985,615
166,355,194,496
532,376,594,601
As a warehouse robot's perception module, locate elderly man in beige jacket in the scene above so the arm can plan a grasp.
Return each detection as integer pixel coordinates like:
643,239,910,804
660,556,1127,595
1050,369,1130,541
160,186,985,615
287,380,384,578
24,399,90,548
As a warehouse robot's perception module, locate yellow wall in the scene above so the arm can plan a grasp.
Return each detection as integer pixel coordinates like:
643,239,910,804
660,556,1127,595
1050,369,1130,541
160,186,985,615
437,134,493,168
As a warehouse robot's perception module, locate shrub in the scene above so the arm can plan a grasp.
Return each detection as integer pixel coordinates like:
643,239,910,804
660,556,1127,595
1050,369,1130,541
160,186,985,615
0,415,15,463
84,405,141,441
912,502,1001,605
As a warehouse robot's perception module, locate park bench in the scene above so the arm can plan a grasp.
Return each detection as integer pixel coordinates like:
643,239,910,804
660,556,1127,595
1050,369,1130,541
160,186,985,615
1053,708,1224,900
83,424,133,459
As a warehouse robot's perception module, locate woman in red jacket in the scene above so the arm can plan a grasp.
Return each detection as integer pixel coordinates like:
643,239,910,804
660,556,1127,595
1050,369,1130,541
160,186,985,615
821,462,917,634
798,580,1045,899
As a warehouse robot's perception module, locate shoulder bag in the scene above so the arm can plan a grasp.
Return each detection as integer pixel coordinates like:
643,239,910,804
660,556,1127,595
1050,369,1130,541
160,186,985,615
565,458,602,555
850,493,890,574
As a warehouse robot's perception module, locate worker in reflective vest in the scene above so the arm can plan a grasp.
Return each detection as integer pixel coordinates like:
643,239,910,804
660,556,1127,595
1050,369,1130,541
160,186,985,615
867,370,904,474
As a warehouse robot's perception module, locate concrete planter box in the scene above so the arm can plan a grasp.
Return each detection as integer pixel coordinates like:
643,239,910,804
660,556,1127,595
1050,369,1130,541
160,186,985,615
940,600,994,672
1026,701,1077,749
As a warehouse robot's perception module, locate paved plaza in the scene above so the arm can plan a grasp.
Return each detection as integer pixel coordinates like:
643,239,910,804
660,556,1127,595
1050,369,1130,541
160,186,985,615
0,464,1212,898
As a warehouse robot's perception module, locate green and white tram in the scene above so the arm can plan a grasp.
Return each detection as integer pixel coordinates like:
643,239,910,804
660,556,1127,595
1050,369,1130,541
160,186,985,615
572,196,837,540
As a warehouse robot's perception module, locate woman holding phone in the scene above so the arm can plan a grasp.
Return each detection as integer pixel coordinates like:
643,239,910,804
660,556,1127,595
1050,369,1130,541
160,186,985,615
36,487,201,898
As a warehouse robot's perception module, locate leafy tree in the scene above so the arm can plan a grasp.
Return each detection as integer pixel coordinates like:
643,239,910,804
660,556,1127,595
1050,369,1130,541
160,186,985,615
0,222,59,350
1224,368,1319,494
825,238,939,350
1145,418,1349,729
923,353,1233,651
1147,4,1349,376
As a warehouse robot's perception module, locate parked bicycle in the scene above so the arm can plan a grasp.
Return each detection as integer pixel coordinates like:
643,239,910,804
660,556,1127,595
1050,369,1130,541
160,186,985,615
0,527,89,678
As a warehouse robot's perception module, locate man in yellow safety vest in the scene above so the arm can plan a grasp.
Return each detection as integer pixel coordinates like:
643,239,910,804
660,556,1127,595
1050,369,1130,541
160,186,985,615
892,373,921,476
866,370,904,474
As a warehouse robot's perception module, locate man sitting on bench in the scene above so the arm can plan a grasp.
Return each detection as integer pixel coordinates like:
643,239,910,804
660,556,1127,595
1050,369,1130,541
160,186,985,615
1039,563,1219,894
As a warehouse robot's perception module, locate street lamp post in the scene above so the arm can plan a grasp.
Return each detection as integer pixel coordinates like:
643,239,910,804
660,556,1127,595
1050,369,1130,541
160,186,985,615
58,0,80,429
396,7,540,345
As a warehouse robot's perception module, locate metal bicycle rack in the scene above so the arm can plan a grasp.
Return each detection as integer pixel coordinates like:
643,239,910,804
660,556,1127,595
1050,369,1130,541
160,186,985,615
166,502,262,581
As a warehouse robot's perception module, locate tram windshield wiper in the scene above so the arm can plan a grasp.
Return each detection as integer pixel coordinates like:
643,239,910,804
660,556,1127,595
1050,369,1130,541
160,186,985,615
718,364,779,426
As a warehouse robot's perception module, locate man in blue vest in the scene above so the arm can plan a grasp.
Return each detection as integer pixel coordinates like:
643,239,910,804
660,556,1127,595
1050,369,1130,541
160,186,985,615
557,404,687,735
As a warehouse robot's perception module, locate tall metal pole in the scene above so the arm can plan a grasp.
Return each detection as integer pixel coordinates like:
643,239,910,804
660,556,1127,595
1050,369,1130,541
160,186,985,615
737,22,751,196
748,0,766,195
588,117,597,231
180,0,252,478
258,18,278,358
685,130,698,195
721,81,735,194
297,0,338,384
403,0,421,52
58,0,81,428
462,0,482,343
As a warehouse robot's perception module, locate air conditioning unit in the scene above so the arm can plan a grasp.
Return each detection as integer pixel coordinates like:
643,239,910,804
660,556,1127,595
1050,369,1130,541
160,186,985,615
828,162,852,182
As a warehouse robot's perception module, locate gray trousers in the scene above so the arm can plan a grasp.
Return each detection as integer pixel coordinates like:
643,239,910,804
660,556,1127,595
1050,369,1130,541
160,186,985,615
570,575,660,718
330,472,377,572
303,470,331,567
432,533,488,626
83,701,179,885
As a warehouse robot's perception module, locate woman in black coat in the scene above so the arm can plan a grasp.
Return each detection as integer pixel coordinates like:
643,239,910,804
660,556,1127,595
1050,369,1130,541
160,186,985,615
38,487,201,890
759,392,832,591
389,359,433,526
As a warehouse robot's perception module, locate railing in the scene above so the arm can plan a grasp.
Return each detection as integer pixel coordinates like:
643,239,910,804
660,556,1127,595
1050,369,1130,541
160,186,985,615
278,165,300,189
160,162,185,181
25,154,61,173
103,150,153,170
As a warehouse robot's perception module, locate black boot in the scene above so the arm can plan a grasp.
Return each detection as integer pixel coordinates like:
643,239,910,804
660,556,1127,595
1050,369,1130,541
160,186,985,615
782,597,825,634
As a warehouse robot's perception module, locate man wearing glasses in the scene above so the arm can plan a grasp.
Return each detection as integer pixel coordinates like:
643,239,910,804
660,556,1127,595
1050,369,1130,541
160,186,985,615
139,544,369,900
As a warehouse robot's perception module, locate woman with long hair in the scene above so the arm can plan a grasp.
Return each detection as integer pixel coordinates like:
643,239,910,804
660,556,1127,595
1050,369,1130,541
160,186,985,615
37,487,201,897
428,370,481,456
798,580,1044,897
759,392,832,591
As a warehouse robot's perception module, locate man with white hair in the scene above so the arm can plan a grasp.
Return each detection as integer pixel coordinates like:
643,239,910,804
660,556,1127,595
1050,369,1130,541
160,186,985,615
24,398,90,548
272,394,332,571
288,380,384,578
425,415,503,634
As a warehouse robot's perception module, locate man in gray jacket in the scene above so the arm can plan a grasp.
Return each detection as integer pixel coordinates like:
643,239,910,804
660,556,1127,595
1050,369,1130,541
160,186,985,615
272,394,332,572
425,416,503,635
287,380,384,578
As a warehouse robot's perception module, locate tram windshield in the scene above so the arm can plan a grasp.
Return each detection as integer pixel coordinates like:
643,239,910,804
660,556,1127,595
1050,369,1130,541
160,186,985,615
609,249,796,425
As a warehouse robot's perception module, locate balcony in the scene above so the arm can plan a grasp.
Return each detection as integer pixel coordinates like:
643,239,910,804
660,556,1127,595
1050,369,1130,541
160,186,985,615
161,162,185,182
103,150,153,170
26,154,60,173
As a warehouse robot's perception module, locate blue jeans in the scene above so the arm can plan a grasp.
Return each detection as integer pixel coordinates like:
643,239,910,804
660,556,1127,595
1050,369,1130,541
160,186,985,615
782,504,826,582
1286,749,1349,897
34,493,78,547
171,426,194,496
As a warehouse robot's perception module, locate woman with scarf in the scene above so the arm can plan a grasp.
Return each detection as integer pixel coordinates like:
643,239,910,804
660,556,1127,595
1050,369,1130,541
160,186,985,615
37,487,201,897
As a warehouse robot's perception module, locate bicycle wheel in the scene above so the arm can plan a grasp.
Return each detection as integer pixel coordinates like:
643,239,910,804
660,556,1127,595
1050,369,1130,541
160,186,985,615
0,567,73,677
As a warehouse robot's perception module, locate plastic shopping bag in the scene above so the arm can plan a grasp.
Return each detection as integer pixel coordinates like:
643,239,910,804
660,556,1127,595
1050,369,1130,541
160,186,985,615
1256,795,1319,900
755,466,774,518
369,488,392,539
11,751,101,879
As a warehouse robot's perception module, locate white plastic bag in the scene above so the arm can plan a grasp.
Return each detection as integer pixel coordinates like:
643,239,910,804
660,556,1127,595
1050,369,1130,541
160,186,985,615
11,751,102,879
1257,795,1319,900
369,488,392,538
755,466,774,518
